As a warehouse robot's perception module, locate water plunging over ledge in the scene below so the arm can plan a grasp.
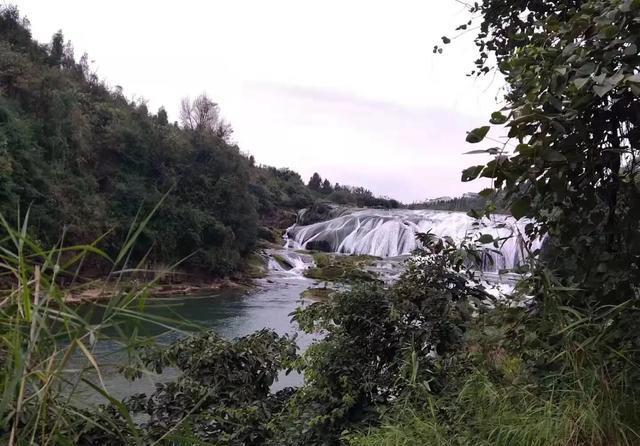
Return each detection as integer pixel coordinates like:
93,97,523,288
286,208,540,272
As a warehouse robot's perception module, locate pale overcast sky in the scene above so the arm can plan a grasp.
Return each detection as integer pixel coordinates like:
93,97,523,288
11,0,503,202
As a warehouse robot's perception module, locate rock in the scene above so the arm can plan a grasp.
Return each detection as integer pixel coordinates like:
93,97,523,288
258,226,278,242
305,239,332,252
297,202,351,226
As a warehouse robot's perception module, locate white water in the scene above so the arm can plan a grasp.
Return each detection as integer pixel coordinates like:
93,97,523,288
286,209,539,272
267,249,314,277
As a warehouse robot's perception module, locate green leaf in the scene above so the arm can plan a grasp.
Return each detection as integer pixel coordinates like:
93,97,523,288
461,165,484,182
576,62,596,76
593,84,613,97
441,36,451,44
510,197,531,219
466,126,490,143
606,71,625,86
516,143,534,157
620,0,633,11
626,73,640,83
598,24,619,39
542,150,567,162
573,77,590,89
490,111,508,125
463,147,500,155
478,188,495,197
624,43,638,56
554,67,567,75
467,208,481,219
478,234,494,244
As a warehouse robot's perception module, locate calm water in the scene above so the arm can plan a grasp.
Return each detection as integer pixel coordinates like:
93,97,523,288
76,256,321,402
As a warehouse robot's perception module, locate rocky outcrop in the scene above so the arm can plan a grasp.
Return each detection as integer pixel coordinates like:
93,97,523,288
296,202,353,226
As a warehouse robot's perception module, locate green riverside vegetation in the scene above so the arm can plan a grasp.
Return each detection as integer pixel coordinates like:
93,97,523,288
2,0,640,445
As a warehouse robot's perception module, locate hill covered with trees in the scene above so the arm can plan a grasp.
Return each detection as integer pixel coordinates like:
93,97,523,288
0,6,398,277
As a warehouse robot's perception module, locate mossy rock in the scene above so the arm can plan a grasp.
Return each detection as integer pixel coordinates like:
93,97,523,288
272,254,294,270
304,253,381,284
243,253,268,278
301,287,338,300
257,226,282,243
311,253,381,269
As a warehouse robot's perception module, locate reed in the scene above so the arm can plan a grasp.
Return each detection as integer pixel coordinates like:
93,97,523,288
0,201,187,445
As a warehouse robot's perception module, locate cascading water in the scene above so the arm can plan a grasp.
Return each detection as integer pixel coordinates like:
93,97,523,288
266,249,314,277
286,209,540,272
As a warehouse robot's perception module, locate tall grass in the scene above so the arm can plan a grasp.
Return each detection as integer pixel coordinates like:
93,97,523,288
0,201,187,445
349,364,640,446
348,299,640,446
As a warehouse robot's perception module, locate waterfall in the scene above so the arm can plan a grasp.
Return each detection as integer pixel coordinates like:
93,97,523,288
286,209,539,272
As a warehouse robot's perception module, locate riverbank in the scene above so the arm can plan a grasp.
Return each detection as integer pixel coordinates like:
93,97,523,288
63,276,253,304
61,245,288,304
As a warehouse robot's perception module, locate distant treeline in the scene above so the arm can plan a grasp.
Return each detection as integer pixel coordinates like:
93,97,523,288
0,7,399,276
411,192,507,213
410,194,487,212
306,172,401,209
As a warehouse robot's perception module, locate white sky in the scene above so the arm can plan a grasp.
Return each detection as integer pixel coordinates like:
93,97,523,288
11,0,504,202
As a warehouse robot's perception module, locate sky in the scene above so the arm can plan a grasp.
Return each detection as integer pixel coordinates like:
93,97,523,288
11,0,505,202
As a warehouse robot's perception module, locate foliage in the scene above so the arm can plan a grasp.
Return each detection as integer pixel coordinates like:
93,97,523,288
0,7,260,276
307,172,401,208
0,207,187,445
179,93,232,140
249,166,314,227
279,242,488,444
456,0,640,309
4,2,640,445
348,299,640,446
411,192,499,212
326,186,401,209
308,172,323,192
0,206,299,445
349,0,640,444
117,329,298,445
303,253,381,284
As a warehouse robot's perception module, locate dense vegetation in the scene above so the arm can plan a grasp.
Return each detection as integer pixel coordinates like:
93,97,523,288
0,7,397,278
307,171,401,209
0,7,260,275
411,192,495,212
2,0,639,445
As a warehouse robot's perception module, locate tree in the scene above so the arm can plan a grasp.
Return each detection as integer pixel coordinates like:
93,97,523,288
48,30,64,66
320,178,333,195
156,106,168,125
180,93,233,140
455,0,640,310
308,172,322,191
0,9,259,276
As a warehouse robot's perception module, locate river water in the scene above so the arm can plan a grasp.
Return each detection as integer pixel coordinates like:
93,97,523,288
83,209,528,402
79,249,319,402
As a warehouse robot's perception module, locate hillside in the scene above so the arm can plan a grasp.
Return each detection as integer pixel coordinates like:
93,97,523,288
0,6,398,277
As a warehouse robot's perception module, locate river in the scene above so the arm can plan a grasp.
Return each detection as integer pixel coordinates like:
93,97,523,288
77,249,319,402
82,208,530,402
